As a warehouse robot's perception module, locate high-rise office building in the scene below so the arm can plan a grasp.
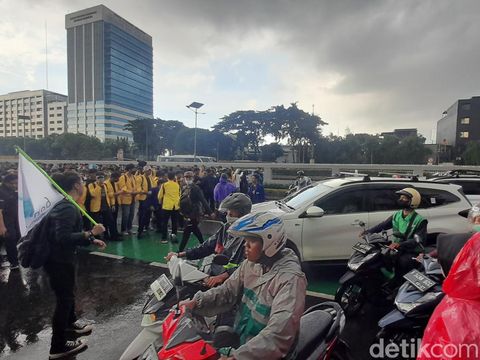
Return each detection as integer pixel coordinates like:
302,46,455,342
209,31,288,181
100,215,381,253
65,5,153,141
0,90,67,139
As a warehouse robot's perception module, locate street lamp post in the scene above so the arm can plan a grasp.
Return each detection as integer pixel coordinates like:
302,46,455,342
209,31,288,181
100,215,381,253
186,102,204,161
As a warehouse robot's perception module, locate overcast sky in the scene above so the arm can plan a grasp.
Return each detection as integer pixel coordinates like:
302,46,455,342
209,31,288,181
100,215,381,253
1,0,480,142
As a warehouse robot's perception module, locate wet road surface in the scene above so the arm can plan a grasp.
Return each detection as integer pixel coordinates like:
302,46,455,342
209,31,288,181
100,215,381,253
1,251,386,360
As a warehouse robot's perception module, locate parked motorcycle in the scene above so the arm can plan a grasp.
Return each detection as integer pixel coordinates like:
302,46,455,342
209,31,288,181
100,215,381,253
335,222,399,317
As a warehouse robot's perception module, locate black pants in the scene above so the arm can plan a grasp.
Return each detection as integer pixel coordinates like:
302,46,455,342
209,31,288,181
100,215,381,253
179,217,204,252
44,262,77,352
112,205,119,230
161,209,178,240
389,250,419,286
92,209,117,241
3,224,19,266
137,201,151,234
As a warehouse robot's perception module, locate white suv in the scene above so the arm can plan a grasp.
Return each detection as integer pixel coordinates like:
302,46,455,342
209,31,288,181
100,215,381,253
252,177,471,262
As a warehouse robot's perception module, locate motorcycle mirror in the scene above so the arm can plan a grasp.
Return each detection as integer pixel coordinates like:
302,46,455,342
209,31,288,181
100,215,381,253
213,254,230,266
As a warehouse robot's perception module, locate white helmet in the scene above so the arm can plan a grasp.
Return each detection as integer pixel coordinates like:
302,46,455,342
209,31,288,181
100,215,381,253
228,212,287,258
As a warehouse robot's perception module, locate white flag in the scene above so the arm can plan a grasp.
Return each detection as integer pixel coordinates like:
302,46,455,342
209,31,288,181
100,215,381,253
18,153,63,237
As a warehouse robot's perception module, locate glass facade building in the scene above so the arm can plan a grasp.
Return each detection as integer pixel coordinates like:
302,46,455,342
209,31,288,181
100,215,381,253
65,5,153,141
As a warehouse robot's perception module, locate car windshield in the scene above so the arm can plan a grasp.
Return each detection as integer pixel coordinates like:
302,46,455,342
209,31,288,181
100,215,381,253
285,183,332,209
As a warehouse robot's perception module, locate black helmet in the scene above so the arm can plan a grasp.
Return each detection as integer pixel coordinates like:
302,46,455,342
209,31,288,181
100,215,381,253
219,193,252,217
297,170,305,176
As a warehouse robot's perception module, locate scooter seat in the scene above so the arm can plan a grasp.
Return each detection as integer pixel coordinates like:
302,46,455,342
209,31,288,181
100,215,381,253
295,310,333,358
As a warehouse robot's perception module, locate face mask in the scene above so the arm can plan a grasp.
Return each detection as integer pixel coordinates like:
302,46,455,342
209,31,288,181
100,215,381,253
226,215,238,224
397,199,410,208
472,225,480,232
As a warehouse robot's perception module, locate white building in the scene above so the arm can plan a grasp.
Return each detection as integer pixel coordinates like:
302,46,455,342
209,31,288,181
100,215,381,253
0,90,67,139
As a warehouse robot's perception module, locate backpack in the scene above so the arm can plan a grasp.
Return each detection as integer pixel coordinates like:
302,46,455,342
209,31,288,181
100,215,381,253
17,212,52,269
179,186,194,218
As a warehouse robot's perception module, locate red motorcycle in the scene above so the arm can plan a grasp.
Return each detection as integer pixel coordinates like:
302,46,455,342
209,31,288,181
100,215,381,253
138,301,351,360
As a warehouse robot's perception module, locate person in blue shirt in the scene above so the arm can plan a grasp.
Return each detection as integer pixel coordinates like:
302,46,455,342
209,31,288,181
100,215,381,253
248,174,265,204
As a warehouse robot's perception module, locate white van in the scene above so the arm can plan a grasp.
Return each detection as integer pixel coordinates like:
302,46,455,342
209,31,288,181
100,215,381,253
156,155,216,163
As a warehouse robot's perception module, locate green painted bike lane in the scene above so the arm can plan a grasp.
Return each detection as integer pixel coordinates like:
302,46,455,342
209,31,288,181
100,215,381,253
88,231,342,298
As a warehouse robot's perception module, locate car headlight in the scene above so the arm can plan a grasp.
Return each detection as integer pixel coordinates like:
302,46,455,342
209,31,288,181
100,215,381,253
395,291,443,315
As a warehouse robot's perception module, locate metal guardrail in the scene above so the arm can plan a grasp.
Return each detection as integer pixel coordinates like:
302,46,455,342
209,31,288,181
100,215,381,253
2,158,480,185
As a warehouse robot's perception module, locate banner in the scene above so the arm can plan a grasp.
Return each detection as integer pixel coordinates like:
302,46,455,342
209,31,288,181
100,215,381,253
18,153,63,236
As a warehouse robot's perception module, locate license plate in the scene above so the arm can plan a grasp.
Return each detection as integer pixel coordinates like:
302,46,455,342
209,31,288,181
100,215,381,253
352,242,373,254
403,269,436,292
150,274,174,301
141,344,157,360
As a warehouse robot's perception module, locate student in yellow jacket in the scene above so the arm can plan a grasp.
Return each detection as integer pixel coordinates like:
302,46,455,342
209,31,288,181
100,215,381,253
158,171,181,243
105,171,122,238
117,164,137,235
87,172,118,241
135,165,158,238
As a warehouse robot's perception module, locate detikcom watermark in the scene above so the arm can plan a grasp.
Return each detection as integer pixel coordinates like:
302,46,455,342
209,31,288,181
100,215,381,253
370,339,479,359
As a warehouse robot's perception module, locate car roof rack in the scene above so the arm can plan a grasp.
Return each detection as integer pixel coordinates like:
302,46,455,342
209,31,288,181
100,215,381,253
337,171,370,182
445,169,480,178
378,172,419,181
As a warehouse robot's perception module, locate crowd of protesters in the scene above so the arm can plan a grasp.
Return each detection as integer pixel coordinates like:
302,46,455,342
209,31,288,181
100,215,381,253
0,161,266,269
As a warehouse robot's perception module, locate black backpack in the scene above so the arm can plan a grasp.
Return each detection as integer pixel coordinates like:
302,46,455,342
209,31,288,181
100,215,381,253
17,207,54,269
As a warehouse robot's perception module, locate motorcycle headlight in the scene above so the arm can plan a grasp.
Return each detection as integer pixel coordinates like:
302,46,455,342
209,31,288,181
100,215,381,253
395,291,443,315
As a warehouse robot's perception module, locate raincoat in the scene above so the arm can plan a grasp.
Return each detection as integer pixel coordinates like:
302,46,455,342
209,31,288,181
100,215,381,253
418,232,480,360
193,248,307,360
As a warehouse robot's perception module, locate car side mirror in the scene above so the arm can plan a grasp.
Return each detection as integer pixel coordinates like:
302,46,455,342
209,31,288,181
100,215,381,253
305,206,325,218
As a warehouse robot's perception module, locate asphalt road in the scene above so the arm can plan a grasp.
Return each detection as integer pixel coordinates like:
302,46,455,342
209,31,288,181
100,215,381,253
0,251,387,360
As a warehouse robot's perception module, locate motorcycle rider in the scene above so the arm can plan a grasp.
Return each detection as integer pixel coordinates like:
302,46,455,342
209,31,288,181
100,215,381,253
290,171,312,192
361,187,428,282
165,193,252,288
181,212,307,360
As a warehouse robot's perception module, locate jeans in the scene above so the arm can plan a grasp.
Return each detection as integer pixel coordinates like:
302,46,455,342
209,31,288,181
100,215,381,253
121,203,136,232
179,217,204,252
44,262,77,352
3,224,19,266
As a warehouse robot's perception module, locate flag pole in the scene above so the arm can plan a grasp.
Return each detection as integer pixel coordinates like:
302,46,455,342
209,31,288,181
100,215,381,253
14,146,98,226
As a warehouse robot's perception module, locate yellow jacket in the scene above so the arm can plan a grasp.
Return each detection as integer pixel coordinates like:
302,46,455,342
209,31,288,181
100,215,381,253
88,182,114,212
104,179,116,206
135,174,159,201
117,173,136,205
158,180,180,210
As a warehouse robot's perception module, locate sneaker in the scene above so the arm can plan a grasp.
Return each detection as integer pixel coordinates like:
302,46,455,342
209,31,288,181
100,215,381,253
49,339,88,359
10,264,19,270
121,231,129,236
170,234,178,243
66,322,94,335
161,239,168,244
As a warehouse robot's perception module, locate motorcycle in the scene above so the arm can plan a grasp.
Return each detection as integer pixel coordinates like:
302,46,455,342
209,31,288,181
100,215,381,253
376,252,445,342
335,222,399,317
138,301,351,360
120,255,226,360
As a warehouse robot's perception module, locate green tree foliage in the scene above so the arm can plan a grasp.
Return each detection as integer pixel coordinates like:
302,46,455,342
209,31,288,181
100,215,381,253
260,143,285,162
462,141,480,165
0,133,132,160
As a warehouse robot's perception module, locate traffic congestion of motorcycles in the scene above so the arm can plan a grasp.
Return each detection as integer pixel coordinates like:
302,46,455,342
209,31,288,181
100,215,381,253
116,170,479,360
